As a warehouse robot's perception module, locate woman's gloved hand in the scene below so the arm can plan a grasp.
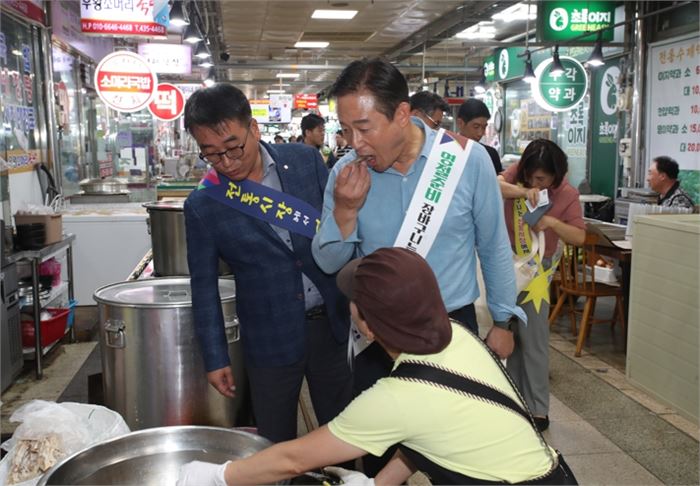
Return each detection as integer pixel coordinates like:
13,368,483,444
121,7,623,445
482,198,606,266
324,466,375,486
176,460,230,486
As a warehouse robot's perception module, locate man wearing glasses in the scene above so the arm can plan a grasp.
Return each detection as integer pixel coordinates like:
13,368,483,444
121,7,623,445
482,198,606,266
409,90,449,130
182,83,352,444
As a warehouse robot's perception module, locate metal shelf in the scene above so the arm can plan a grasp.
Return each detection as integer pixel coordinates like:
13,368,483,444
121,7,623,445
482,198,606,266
20,281,69,309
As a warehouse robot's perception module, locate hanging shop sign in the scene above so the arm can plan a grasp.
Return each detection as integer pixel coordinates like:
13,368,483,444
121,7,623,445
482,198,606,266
589,57,622,197
51,0,114,62
3,0,46,25
148,83,185,121
251,95,293,124
294,94,318,110
95,51,157,113
137,43,192,74
532,56,588,112
80,0,169,38
538,1,615,42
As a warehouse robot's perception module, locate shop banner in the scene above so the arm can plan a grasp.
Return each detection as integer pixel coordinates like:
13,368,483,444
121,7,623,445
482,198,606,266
137,43,192,74
3,0,45,25
532,56,588,112
294,94,318,110
589,57,623,197
647,35,700,202
251,95,293,124
80,0,169,38
51,0,114,62
537,1,615,42
95,51,157,113
148,83,185,121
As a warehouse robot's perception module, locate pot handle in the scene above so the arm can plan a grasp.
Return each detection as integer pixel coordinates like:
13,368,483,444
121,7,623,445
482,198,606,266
104,319,126,349
224,315,240,343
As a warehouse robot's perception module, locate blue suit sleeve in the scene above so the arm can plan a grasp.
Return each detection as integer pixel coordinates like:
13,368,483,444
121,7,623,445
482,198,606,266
184,197,231,371
470,147,528,325
311,157,361,274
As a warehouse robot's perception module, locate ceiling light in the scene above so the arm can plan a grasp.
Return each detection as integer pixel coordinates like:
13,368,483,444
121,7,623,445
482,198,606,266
276,73,300,79
198,60,214,68
169,1,188,26
523,51,536,83
183,22,202,44
586,33,605,68
456,22,497,39
311,9,358,20
492,3,537,22
204,68,215,87
550,45,565,75
194,42,211,59
267,89,286,94
474,68,487,94
294,41,329,49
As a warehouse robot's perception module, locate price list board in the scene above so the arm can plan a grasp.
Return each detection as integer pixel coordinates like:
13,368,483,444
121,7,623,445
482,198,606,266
647,35,700,201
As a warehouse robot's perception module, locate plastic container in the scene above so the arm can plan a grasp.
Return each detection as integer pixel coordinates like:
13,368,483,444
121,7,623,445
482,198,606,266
21,308,70,348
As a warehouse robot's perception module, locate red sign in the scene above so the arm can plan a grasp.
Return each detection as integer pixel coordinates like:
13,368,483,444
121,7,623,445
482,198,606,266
95,52,157,113
148,83,185,121
4,0,46,25
294,94,318,110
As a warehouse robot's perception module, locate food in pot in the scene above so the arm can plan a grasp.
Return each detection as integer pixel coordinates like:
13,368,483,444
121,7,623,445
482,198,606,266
8,434,63,484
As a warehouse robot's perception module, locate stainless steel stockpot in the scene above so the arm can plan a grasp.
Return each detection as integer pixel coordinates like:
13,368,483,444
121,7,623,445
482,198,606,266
93,277,246,431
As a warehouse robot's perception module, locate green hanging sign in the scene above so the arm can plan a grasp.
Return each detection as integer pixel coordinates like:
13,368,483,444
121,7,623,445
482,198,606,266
533,56,589,112
538,1,615,42
589,57,623,197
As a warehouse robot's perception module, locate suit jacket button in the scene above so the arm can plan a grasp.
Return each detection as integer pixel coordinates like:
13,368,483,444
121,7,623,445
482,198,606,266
296,260,303,268
297,293,304,300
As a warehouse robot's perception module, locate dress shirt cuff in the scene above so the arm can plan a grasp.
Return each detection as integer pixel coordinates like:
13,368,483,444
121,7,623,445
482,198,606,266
489,304,528,327
317,213,361,246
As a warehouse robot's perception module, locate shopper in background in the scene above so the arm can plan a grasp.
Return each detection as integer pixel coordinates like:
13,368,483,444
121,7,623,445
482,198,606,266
334,130,353,160
312,57,524,474
497,138,586,432
647,156,695,208
456,98,503,174
409,90,449,130
182,83,352,444
274,134,285,144
301,113,338,168
177,248,575,486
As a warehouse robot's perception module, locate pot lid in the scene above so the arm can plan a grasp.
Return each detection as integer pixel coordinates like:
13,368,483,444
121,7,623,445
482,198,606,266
94,277,235,308
143,200,184,211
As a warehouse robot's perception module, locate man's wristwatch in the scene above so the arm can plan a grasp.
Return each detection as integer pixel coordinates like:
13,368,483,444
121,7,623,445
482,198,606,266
494,316,518,332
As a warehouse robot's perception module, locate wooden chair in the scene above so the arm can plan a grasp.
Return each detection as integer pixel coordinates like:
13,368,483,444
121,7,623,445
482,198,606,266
548,232,625,357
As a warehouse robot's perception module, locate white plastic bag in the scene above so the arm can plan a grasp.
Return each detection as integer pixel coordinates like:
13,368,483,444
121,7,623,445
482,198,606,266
0,400,130,486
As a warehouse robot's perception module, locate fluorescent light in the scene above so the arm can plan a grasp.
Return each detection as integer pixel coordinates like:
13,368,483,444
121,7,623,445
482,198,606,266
455,22,496,39
492,3,537,22
198,60,214,68
267,89,286,94
311,9,357,20
294,41,329,48
276,73,300,79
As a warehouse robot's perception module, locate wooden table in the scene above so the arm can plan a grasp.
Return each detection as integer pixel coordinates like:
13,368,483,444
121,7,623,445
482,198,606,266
593,242,632,346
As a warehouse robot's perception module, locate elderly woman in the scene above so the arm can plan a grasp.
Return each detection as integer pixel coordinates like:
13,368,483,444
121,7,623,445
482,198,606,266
497,139,586,432
178,248,576,486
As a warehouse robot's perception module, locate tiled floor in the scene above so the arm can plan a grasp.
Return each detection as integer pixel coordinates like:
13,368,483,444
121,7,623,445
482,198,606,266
1,301,698,485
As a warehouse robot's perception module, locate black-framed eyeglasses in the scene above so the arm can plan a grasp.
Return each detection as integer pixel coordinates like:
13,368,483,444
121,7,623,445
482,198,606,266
199,123,252,165
423,111,442,129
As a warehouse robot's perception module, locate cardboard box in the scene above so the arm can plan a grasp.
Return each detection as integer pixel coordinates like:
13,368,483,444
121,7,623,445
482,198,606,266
585,264,619,285
14,214,63,245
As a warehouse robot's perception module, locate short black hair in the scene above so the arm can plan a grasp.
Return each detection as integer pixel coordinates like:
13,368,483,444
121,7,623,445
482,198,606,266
274,134,284,141
653,156,679,179
336,130,345,136
517,139,568,188
301,113,325,137
409,91,449,114
457,98,491,122
184,83,251,134
329,57,409,120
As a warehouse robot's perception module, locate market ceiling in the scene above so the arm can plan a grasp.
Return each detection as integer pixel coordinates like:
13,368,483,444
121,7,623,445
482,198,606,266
185,0,537,99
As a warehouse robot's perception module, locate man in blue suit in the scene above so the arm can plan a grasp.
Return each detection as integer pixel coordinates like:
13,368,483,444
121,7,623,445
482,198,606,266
183,84,352,443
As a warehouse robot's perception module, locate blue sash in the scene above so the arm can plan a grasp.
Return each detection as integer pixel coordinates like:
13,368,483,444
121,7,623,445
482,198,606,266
198,169,321,239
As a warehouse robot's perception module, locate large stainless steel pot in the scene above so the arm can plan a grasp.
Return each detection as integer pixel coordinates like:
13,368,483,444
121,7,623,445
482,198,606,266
93,278,247,430
143,201,229,276
79,178,129,195
38,426,273,486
